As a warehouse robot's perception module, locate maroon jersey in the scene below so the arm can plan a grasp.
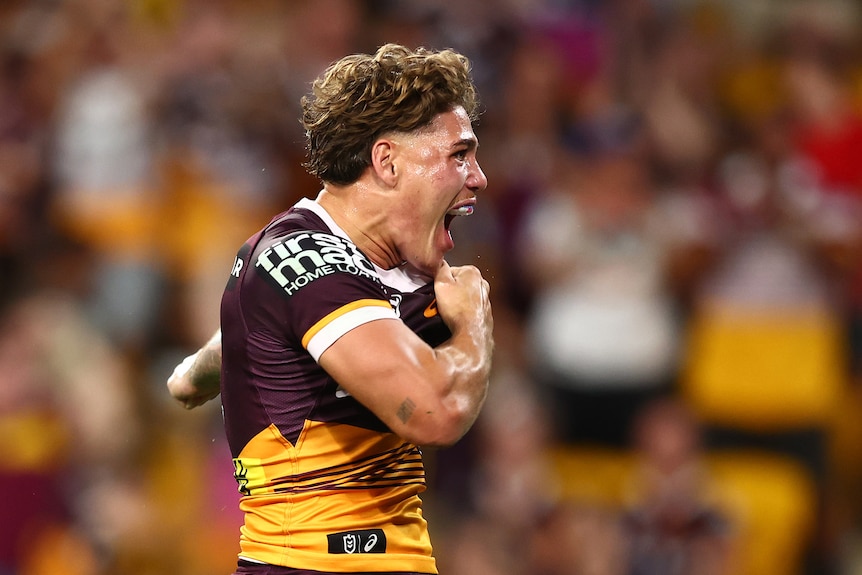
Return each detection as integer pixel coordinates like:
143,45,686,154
220,197,450,573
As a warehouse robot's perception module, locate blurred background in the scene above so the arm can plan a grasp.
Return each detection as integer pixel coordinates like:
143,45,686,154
1,0,862,574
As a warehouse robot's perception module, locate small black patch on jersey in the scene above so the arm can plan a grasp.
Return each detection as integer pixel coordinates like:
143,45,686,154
327,529,387,554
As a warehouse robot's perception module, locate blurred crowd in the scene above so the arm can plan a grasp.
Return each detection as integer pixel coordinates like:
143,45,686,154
1,0,862,574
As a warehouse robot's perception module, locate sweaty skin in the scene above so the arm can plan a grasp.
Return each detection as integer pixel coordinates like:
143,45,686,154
318,258,493,446
168,107,493,448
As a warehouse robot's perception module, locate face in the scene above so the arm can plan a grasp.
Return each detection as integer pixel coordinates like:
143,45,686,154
387,106,488,275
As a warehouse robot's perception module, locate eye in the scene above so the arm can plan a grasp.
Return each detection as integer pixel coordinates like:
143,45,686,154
453,149,468,162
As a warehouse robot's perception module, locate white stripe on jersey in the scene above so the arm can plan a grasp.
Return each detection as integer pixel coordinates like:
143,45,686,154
306,305,398,361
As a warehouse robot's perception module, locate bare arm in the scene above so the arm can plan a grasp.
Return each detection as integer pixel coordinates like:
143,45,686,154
319,260,494,446
167,329,222,409
165,262,495,443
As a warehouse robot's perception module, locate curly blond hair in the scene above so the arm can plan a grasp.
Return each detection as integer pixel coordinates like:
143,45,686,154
301,43,480,185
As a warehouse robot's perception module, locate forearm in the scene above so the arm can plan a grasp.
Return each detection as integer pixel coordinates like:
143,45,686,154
189,330,222,383
167,329,223,409
426,323,494,444
416,262,494,445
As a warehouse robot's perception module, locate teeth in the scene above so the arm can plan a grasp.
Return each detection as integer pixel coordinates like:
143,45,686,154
447,206,474,216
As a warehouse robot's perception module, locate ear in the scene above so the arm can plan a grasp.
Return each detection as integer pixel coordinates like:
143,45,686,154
370,139,398,187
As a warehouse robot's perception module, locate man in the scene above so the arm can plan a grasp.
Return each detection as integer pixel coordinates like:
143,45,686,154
167,43,494,575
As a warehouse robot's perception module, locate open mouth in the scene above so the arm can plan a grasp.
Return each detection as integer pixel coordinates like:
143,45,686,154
444,204,474,231
447,205,475,217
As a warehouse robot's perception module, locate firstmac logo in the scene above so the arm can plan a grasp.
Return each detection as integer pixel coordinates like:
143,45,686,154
255,232,380,296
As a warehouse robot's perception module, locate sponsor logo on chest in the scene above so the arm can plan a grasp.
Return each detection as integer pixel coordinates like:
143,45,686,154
255,232,380,295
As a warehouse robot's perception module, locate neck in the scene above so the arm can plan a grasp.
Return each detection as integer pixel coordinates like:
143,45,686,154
316,186,402,270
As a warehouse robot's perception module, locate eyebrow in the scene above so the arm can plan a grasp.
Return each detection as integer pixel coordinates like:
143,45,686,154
452,137,478,151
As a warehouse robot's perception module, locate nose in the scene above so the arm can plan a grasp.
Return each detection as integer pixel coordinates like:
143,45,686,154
467,158,488,192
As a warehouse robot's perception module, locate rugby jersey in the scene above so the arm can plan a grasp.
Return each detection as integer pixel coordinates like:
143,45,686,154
220,197,450,573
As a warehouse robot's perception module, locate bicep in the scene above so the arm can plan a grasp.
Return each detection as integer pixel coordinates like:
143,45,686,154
317,318,448,443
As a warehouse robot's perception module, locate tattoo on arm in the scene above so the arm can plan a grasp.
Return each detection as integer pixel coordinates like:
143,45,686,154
396,398,416,424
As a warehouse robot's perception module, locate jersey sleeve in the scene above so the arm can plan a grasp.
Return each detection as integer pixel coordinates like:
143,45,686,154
250,230,398,361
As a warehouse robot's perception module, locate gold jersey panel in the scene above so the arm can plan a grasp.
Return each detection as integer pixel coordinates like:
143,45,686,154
234,421,434,573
